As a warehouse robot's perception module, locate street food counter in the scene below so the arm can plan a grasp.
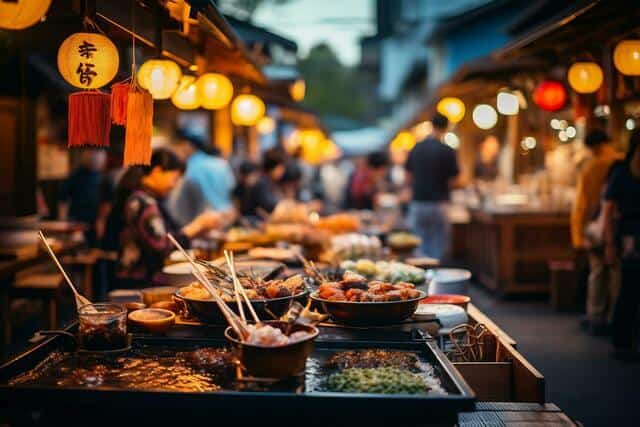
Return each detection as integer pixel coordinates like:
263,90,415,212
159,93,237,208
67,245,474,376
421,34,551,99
464,206,572,295
0,301,575,426
0,206,577,425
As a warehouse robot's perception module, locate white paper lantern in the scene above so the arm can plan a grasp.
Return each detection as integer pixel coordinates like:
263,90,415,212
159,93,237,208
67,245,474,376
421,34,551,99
497,91,519,115
472,104,498,130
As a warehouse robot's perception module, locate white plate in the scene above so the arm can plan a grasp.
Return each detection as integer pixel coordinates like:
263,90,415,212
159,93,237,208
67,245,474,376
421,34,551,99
415,303,468,329
162,262,206,275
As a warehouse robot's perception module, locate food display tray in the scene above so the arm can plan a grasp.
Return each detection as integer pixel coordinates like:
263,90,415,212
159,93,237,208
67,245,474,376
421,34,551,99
0,326,474,426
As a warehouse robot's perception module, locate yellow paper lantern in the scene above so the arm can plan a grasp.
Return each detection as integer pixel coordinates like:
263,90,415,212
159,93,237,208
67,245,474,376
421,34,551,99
57,33,119,89
138,59,182,100
390,131,416,152
0,0,51,30
614,40,640,76
171,75,200,110
568,62,603,94
196,73,234,110
290,79,306,102
257,116,276,134
231,94,265,126
436,97,465,123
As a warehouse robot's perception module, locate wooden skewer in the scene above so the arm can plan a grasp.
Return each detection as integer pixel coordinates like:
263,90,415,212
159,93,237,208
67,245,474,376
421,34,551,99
38,231,92,311
231,251,260,323
224,251,246,323
167,234,247,338
225,251,260,324
170,237,245,337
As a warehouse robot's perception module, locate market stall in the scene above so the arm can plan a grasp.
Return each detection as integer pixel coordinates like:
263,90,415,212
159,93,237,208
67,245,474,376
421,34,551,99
466,206,572,294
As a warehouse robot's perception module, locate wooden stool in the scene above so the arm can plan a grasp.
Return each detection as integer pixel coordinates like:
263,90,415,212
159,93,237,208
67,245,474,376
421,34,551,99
11,273,64,331
549,260,578,312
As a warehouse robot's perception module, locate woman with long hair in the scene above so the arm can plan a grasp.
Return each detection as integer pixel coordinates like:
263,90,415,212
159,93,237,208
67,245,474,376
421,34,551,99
603,129,640,359
106,148,221,288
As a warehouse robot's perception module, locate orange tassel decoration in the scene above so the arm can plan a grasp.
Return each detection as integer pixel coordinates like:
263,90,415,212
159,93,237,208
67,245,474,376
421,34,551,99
68,91,111,148
111,82,130,126
123,86,153,166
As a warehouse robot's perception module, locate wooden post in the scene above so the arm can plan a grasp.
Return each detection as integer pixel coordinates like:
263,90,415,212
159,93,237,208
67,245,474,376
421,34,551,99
212,106,233,158
0,97,36,217
246,125,259,162
505,113,519,182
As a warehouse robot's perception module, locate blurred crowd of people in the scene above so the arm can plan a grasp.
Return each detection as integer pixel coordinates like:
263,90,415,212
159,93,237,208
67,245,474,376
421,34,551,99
56,114,465,295
571,128,640,360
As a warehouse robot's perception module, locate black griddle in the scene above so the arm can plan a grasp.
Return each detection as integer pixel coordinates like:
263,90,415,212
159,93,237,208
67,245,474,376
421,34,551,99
0,323,474,426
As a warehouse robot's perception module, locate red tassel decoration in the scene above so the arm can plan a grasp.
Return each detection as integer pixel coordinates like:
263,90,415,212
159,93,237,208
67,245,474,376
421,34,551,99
111,82,130,126
123,87,153,166
68,91,111,148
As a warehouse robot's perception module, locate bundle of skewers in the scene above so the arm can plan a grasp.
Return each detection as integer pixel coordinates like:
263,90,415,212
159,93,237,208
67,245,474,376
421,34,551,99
168,235,319,347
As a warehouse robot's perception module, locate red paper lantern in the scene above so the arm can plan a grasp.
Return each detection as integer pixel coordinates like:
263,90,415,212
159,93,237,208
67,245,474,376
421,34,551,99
533,80,567,112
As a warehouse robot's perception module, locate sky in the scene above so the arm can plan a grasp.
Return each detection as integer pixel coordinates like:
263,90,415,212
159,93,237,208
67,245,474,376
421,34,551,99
252,0,375,66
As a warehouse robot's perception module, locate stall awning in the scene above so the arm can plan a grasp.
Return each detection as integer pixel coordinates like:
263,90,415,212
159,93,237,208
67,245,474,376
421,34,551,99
494,0,640,60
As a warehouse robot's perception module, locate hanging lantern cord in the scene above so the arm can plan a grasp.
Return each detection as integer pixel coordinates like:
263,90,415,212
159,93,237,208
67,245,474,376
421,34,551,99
130,0,138,86
82,0,105,35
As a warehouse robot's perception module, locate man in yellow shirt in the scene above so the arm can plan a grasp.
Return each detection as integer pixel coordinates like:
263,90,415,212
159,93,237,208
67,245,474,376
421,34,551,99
571,130,623,334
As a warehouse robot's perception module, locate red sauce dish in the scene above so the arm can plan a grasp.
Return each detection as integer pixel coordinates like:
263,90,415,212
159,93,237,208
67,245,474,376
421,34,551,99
420,294,470,309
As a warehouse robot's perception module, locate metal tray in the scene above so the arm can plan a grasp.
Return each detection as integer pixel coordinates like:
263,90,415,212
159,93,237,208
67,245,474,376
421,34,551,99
0,327,474,426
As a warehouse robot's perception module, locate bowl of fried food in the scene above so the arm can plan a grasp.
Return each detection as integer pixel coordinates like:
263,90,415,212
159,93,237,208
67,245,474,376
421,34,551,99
175,274,309,323
386,231,422,254
310,271,425,324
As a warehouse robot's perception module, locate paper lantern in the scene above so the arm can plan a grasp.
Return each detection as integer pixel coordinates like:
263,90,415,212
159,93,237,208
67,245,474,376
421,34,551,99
0,0,51,30
57,33,119,89
614,40,640,76
196,73,233,110
533,80,566,111
496,91,519,115
436,97,465,123
171,75,200,110
390,131,416,152
568,62,603,94
290,79,306,101
257,116,276,134
231,94,265,126
472,104,498,130
138,59,182,100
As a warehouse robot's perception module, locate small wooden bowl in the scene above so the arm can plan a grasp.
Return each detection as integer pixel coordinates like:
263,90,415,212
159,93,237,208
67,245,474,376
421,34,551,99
128,308,175,334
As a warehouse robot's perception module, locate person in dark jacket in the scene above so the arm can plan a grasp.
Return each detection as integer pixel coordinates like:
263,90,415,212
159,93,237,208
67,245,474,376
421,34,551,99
603,129,640,359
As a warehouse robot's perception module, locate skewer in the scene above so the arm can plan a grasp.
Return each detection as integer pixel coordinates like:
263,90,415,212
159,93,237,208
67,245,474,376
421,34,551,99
225,251,260,324
231,251,260,323
38,231,92,311
167,234,247,339
224,251,246,323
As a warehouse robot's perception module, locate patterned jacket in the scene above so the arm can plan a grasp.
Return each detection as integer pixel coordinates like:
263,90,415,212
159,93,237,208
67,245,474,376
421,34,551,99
116,189,189,286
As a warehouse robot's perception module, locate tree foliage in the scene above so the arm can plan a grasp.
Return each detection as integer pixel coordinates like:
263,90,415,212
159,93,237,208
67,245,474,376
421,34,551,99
298,43,369,123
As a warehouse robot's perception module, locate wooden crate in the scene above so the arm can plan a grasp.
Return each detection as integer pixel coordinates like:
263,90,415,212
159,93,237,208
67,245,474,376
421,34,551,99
451,304,545,403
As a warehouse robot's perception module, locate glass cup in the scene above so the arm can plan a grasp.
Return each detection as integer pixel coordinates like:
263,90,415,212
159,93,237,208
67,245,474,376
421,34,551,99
78,303,127,351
